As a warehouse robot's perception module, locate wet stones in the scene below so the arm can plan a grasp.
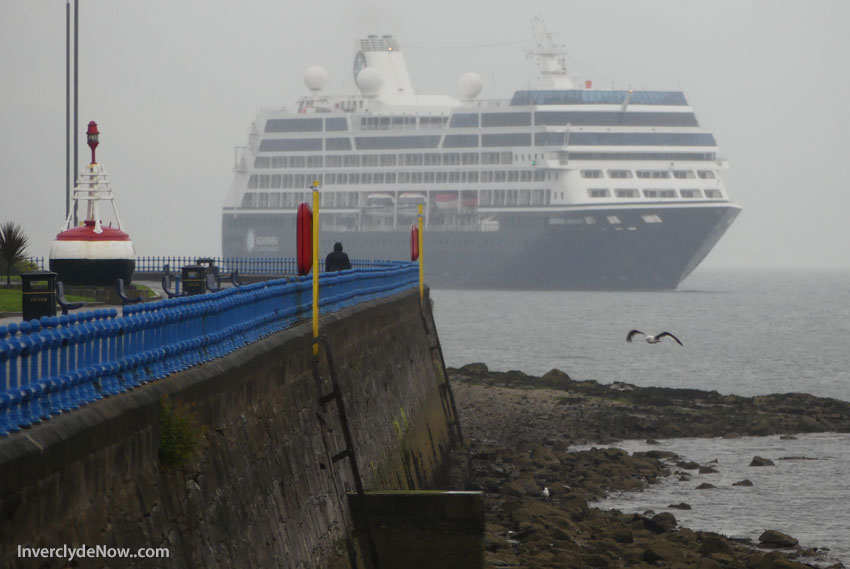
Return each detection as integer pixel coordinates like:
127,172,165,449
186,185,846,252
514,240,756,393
750,455,776,467
758,529,799,548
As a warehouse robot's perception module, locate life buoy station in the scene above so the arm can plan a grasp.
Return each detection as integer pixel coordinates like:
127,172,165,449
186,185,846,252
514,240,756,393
49,121,136,285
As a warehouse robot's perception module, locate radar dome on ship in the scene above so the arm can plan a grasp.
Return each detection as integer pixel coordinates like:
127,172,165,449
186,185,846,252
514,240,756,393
49,121,136,286
356,67,383,97
303,66,328,91
458,72,483,99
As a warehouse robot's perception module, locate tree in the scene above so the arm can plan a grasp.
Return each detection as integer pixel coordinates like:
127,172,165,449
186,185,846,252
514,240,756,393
0,221,30,285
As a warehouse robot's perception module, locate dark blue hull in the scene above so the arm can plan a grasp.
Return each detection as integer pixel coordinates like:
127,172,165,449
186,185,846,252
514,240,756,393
222,204,739,290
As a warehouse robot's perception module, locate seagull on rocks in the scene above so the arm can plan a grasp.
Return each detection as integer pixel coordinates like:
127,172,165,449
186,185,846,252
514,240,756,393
627,330,683,346
542,487,550,500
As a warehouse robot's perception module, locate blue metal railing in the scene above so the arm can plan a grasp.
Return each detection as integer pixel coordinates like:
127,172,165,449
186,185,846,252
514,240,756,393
0,262,418,436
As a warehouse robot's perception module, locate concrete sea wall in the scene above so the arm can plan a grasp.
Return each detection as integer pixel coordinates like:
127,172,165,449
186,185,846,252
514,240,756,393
0,288,462,568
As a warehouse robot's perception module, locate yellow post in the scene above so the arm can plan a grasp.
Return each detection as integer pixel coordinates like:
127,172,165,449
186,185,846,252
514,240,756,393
417,203,424,303
312,180,320,355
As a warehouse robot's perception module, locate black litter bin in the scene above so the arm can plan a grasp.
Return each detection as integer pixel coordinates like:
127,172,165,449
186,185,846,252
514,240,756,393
21,270,57,320
181,265,206,295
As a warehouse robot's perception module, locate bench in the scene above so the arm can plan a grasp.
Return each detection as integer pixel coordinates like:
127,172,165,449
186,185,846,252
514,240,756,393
115,279,143,306
56,281,86,315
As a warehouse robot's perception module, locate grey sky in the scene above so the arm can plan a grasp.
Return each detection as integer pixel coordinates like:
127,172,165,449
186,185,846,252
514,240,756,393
1,0,849,270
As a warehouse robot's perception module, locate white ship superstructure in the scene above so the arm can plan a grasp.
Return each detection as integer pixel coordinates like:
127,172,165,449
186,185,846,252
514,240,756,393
222,25,740,290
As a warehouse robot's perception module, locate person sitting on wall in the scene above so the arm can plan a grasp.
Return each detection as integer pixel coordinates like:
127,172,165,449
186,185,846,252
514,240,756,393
325,242,352,272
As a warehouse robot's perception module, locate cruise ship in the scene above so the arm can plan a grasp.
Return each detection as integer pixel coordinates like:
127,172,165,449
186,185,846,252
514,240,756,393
221,23,740,290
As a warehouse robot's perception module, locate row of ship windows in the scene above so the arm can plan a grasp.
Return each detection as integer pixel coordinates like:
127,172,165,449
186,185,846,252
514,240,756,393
581,169,716,179
263,111,698,133
258,132,716,152
254,151,518,169
583,188,723,199
246,169,554,189
241,189,553,209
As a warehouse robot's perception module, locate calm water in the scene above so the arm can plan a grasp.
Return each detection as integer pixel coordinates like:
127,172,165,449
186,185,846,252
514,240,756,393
432,268,850,400
431,268,850,564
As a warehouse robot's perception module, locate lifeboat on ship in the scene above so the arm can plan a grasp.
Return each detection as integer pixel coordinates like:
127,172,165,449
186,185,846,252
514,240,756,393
49,121,136,285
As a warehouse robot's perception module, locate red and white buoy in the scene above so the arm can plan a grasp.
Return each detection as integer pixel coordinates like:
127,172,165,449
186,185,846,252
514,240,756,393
49,121,136,285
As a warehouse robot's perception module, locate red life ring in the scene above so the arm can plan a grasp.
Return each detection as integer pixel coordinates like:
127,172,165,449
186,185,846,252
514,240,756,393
410,224,419,261
297,202,313,275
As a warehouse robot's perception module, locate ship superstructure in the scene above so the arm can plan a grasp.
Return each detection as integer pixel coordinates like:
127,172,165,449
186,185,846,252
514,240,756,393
222,24,740,289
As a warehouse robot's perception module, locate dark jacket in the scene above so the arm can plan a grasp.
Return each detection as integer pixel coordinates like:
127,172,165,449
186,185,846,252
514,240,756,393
325,243,351,272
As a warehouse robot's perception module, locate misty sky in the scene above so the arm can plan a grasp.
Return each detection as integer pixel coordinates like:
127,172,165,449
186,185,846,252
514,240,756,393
1,0,849,271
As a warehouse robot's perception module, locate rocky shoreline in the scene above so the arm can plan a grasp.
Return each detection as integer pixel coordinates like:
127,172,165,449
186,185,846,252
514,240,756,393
448,363,850,569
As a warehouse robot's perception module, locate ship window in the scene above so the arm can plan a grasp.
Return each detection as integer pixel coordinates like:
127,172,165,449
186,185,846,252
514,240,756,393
443,134,479,148
436,172,448,183
373,172,384,183
265,118,323,133
643,189,677,198
533,170,545,181
326,155,342,168
424,172,435,183
325,173,336,185
468,171,479,182
615,189,639,198
259,138,323,152
673,169,696,179
282,174,294,188
362,155,379,167
481,152,500,165
271,174,281,188
398,172,410,183
449,113,479,128
307,155,323,167
325,117,348,131
534,133,566,146
349,173,359,184
588,189,610,198
534,111,698,127
254,156,270,168
520,170,532,182
608,169,633,178
568,151,716,161
271,156,286,168
419,116,448,128
482,133,531,147
480,171,493,182
704,189,723,198
404,154,423,166
361,173,372,184
697,170,716,179
461,152,479,165
385,172,396,184
343,155,359,167
411,172,422,183
336,173,347,184
380,154,397,166
494,171,506,182
641,214,663,223
637,170,670,179
569,132,716,146
500,152,514,164
512,90,688,106
288,156,305,168
481,112,532,127
581,169,604,178
326,138,352,151
443,153,461,165
507,170,519,182
680,189,703,198
449,172,461,183
355,136,441,150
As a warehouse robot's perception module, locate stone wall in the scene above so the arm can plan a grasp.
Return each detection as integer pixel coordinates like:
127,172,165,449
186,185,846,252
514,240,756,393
0,288,460,568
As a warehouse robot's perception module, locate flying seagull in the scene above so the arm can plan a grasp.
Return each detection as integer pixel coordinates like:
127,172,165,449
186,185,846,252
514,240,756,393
627,330,683,346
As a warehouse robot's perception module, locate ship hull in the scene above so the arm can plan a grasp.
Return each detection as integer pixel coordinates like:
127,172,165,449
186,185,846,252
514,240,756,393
222,204,740,290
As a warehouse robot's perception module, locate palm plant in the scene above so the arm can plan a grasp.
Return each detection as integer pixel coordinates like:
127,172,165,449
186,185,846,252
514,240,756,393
0,221,30,285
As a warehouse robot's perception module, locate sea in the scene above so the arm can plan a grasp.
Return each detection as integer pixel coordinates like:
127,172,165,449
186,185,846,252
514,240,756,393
431,268,850,565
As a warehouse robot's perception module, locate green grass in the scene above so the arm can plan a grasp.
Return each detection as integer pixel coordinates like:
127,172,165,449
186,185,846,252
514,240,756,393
0,287,93,313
